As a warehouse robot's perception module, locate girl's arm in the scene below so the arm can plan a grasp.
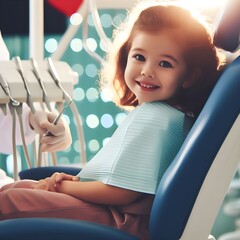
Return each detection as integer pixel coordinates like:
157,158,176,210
34,172,142,205
56,180,142,205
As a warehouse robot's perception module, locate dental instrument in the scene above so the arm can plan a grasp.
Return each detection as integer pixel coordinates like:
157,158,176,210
0,73,19,180
0,73,20,107
44,99,72,137
47,57,87,165
0,73,32,179
35,58,73,167
31,58,52,111
47,57,72,104
13,56,36,113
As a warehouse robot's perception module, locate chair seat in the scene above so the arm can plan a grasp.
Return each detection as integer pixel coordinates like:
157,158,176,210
0,218,138,240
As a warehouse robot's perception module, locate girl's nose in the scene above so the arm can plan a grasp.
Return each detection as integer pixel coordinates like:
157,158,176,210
141,64,155,78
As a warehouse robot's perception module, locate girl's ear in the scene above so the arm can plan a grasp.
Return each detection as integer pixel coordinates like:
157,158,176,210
182,69,201,88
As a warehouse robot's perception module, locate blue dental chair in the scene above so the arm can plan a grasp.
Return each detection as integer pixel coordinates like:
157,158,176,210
1,1,240,240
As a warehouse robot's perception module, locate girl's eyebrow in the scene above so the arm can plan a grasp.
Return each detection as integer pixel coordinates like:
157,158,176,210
131,47,144,52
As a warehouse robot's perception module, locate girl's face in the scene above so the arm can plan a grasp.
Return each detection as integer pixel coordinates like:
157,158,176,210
124,29,192,105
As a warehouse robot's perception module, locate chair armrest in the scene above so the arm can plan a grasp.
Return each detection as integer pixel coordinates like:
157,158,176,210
19,166,82,180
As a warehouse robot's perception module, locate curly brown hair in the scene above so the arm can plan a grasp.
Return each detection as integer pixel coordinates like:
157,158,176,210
100,1,224,117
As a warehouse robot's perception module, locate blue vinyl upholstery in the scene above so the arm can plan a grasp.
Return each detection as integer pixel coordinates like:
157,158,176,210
19,166,82,180
0,218,138,240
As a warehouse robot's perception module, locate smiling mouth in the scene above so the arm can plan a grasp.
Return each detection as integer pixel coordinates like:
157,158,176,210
137,81,159,90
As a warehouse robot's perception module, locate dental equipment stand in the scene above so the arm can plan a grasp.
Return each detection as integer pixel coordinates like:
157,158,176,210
0,58,85,180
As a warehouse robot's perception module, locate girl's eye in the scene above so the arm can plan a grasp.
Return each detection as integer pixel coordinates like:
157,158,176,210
159,61,173,68
134,54,145,62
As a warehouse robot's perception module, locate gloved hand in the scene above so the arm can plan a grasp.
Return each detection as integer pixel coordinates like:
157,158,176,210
28,110,72,152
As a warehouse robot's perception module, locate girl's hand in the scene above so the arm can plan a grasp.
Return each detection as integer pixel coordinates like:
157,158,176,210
54,172,80,185
33,177,53,191
33,172,79,192
29,110,72,152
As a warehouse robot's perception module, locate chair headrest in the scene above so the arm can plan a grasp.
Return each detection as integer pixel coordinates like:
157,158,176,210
213,0,240,52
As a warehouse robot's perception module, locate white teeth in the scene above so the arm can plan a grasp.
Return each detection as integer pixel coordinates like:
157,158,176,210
140,83,156,89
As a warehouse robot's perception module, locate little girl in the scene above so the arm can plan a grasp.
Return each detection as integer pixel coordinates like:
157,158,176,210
0,1,223,239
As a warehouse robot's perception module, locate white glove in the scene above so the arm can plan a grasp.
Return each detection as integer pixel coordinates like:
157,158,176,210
29,110,72,152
